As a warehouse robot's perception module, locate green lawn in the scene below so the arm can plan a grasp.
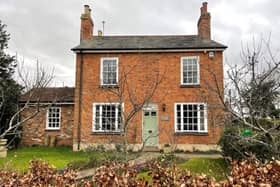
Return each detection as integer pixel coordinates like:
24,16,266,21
0,146,94,172
137,158,229,182
179,158,229,181
0,147,229,181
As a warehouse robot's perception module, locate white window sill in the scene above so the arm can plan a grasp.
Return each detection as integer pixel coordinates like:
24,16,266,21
100,84,119,88
92,131,121,135
45,128,60,131
174,131,208,135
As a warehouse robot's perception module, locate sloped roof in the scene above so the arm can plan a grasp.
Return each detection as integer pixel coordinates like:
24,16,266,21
20,87,74,103
72,35,227,51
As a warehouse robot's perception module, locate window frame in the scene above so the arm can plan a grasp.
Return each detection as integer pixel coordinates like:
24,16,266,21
180,56,200,86
174,103,207,133
92,102,123,133
100,57,119,86
46,106,61,130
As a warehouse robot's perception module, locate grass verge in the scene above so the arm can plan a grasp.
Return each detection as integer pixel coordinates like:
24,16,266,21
0,146,93,172
137,157,229,182
0,146,140,173
178,158,229,181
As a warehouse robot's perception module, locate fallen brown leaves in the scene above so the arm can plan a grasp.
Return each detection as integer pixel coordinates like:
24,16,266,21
0,157,279,186
224,158,280,187
0,160,77,186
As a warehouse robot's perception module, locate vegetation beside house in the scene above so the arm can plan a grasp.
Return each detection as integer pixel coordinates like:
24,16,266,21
218,36,280,161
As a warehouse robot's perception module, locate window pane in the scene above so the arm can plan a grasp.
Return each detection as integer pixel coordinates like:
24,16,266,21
118,105,121,130
95,117,100,130
151,111,157,116
200,118,205,131
200,105,205,131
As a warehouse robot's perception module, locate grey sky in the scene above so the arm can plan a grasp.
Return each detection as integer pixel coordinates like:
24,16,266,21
0,0,279,86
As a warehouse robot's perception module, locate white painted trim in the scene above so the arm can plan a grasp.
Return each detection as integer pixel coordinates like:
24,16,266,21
174,102,207,133
180,56,200,86
46,107,61,130
100,57,119,86
92,102,123,132
73,48,225,54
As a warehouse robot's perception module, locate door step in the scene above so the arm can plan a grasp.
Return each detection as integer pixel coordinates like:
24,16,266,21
143,146,160,152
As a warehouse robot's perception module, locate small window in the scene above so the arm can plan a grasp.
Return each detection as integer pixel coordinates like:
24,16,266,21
151,111,157,116
101,57,118,86
181,56,199,85
46,107,61,130
175,103,207,133
144,111,150,116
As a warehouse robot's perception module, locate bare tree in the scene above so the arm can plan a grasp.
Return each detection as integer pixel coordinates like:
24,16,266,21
205,36,280,159
93,56,165,159
113,64,163,158
0,59,54,141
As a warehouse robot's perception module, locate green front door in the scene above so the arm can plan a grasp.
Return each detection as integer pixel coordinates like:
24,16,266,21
143,110,158,147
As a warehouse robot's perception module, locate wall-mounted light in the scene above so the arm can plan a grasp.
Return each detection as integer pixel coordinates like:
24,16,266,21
162,103,166,112
209,51,215,59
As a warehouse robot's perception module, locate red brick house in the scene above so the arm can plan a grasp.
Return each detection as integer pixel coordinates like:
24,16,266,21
71,2,227,151
20,87,74,146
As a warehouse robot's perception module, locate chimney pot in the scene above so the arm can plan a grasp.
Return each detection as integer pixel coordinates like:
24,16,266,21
201,2,208,15
84,5,91,15
98,30,103,36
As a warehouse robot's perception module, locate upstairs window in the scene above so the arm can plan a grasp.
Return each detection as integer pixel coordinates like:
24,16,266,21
46,107,61,130
101,57,118,86
93,103,122,132
175,103,207,133
181,56,199,85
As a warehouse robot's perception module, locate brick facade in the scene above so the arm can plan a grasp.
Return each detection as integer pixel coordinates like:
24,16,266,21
73,51,224,150
21,104,74,146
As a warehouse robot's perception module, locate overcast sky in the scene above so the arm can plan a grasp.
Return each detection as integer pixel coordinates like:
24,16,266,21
0,0,279,87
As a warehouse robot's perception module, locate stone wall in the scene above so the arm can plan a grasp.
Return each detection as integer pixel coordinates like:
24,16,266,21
21,104,74,146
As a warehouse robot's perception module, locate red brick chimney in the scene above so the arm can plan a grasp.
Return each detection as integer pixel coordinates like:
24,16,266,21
80,5,94,41
197,2,211,40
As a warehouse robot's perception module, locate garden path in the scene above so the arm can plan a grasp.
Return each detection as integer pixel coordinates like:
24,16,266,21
76,152,222,179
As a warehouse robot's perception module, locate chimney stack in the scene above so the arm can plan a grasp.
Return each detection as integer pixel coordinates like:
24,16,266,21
197,2,211,40
80,5,94,42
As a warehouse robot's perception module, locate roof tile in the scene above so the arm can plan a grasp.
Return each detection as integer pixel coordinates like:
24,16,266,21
72,35,227,51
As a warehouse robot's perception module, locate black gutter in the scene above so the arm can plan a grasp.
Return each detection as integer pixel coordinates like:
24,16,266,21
77,51,83,150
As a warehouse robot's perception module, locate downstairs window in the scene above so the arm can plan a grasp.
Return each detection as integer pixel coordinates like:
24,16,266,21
92,103,122,132
175,103,207,133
